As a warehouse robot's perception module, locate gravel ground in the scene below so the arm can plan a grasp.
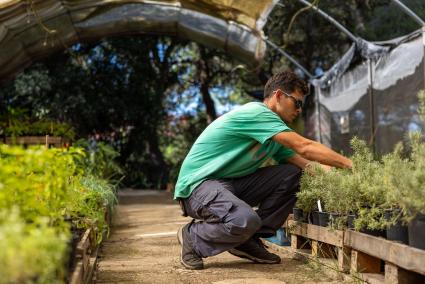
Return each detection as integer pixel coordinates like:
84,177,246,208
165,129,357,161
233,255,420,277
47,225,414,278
96,189,351,284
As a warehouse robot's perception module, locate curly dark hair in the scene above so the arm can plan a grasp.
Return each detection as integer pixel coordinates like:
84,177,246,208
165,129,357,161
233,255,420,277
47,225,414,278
263,70,309,99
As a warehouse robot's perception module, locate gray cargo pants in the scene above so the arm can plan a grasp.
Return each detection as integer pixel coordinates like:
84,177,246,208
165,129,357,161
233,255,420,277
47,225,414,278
180,164,301,258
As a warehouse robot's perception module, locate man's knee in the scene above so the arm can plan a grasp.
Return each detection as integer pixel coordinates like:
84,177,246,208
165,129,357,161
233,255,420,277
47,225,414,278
227,209,261,238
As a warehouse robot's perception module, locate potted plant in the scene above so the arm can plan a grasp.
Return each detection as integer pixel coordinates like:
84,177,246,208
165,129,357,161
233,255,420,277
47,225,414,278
297,163,328,224
395,132,425,249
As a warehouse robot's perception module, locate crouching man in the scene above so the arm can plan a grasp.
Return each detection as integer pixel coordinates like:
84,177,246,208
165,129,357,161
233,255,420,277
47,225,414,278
175,70,352,269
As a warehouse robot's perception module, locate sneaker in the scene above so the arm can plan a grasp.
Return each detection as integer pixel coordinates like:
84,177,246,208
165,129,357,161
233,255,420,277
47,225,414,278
228,237,281,264
177,223,204,270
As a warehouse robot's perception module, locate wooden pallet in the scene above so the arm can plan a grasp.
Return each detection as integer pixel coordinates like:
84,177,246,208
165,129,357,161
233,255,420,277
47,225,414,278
287,221,425,284
345,230,425,284
288,220,351,272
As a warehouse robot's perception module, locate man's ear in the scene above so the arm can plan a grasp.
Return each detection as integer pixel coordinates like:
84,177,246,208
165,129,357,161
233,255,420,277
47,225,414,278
274,89,283,100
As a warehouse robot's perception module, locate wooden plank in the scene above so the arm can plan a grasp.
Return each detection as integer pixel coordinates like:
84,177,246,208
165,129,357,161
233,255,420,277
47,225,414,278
70,261,84,284
82,253,90,278
344,230,425,276
360,273,385,284
85,256,98,284
288,220,344,247
291,234,311,250
4,136,69,147
291,234,304,249
385,262,425,284
84,246,100,284
76,229,91,257
338,246,351,272
351,250,381,274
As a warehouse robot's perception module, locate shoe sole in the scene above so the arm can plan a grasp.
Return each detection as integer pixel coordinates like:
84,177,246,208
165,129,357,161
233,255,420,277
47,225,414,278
177,226,204,270
228,248,281,264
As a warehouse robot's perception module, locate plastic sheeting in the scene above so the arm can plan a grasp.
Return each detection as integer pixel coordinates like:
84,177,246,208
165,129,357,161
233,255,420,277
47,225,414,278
0,0,277,81
312,29,425,155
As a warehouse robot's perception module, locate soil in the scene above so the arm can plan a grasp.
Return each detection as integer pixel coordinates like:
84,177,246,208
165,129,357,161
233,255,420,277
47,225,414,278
96,189,349,284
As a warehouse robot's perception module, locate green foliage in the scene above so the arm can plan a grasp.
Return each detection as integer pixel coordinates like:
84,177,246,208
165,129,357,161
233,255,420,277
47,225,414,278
297,135,424,230
297,163,326,212
397,132,425,219
74,139,123,182
0,145,118,283
0,107,75,139
0,209,68,284
69,175,117,243
0,145,81,229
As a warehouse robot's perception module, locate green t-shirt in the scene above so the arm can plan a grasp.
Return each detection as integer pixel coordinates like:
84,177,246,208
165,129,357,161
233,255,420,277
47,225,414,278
174,102,295,199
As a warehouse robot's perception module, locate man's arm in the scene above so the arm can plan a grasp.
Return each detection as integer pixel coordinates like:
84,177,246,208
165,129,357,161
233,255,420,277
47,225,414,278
286,153,333,172
286,154,310,169
273,131,352,169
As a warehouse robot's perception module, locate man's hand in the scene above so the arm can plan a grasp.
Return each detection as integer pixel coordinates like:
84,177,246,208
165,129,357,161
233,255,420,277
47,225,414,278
287,155,333,173
302,162,334,176
318,163,333,172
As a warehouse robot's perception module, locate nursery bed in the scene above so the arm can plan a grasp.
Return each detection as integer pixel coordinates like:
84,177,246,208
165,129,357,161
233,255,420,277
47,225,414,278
287,220,425,284
69,207,112,284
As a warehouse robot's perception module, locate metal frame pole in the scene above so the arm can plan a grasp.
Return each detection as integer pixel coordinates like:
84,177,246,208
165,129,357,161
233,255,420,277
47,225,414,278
391,1,425,106
391,0,425,27
261,36,314,79
367,59,376,154
296,0,357,42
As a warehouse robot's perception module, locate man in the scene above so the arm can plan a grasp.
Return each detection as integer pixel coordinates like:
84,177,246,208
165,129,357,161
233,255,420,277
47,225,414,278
174,70,352,270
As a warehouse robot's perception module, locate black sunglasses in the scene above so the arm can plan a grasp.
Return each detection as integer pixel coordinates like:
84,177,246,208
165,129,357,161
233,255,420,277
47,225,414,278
282,90,303,109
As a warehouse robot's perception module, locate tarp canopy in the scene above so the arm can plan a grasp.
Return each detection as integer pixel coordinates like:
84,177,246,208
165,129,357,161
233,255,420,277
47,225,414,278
0,0,277,81
311,29,425,155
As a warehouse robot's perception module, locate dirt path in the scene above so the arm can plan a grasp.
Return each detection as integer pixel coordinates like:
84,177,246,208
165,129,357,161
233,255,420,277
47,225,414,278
96,189,347,284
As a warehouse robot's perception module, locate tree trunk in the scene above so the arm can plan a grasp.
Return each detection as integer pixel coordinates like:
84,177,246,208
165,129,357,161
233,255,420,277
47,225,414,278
198,46,217,124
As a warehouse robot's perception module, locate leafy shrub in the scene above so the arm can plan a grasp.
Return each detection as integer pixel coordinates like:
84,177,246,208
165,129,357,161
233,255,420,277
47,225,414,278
0,209,68,284
0,107,75,139
69,175,117,243
0,145,118,283
297,90,425,230
73,139,123,182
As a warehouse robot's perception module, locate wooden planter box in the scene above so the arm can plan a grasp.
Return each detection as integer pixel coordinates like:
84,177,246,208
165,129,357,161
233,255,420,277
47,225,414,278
68,206,113,284
68,228,98,284
4,136,70,148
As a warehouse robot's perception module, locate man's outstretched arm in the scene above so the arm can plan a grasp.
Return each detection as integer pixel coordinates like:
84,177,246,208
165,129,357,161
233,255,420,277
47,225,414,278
272,131,352,169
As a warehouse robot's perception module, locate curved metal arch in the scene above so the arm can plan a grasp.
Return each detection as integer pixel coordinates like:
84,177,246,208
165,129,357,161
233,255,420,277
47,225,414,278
0,1,274,82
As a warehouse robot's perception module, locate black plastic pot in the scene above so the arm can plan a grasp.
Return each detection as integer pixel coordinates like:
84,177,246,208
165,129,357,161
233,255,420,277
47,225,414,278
329,212,342,228
384,209,408,245
408,213,425,250
318,211,330,227
310,211,320,225
360,227,386,238
347,213,356,230
293,207,306,222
